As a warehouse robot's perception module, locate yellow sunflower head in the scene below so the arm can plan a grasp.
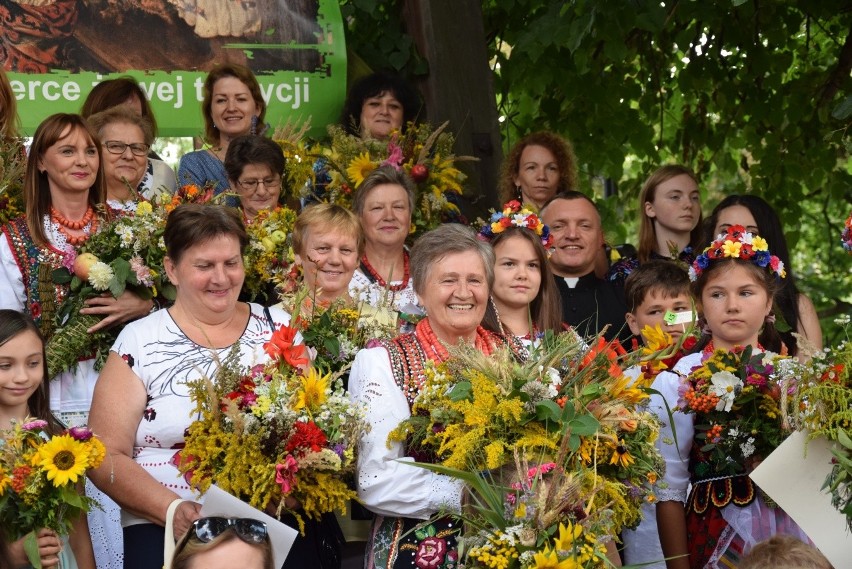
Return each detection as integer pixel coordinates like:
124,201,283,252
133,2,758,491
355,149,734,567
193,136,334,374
346,152,377,188
295,368,330,411
33,434,89,487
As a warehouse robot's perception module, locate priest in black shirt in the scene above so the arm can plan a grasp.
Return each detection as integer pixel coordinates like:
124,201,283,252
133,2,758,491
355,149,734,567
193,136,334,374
541,191,630,344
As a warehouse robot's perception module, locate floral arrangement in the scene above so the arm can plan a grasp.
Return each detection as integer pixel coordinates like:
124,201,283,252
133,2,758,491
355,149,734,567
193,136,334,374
783,315,852,529
477,200,553,249
280,287,398,376
273,118,317,204
178,325,368,532
0,420,105,568
635,324,699,381
0,137,25,226
159,180,218,213
390,331,664,567
242,206,298,302
305,121,471,236
675,345,792,479
47,201,175,378
689,224,786,281
842,211,852,253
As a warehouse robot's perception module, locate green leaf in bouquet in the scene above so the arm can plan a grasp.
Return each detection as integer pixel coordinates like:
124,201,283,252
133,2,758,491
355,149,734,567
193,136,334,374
448,380,471,401
568,413,599,437
70,275,82,291
534,400,562,423
59,484,85,509
112,257,131,286
24,531,42,569
836,429,852,450
52,268,73,284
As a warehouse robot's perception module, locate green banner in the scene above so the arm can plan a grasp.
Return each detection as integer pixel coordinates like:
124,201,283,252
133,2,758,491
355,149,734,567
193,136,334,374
2,0,346,139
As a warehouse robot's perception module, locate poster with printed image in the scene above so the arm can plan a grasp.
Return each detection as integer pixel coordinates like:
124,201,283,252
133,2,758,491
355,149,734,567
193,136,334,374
0,0,345,137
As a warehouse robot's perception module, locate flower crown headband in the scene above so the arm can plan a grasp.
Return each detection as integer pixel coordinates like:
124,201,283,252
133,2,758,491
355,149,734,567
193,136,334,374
478,200,554,249
689,224,786,281
842,211,851,254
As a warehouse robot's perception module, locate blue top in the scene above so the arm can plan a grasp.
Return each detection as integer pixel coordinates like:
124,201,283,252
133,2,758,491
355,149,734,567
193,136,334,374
176,150,235,204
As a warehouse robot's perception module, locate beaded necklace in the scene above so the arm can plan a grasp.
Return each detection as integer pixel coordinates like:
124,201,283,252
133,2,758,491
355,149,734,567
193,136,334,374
49,206,98,246
359,250,410,292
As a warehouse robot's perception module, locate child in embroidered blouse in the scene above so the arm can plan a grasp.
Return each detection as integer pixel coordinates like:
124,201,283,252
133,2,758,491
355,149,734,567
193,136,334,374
0,309,96,569
621,261,694,568
654,227,807,569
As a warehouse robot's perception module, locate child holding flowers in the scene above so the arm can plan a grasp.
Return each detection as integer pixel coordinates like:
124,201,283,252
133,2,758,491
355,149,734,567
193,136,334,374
0,309,96,569
654,226,808,568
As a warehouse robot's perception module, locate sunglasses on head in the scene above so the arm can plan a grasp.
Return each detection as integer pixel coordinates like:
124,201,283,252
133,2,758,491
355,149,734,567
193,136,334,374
191,517,268,544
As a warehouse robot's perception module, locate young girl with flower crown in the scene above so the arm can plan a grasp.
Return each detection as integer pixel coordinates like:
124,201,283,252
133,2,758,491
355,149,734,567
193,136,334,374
653,227,809,569
479,201,563,343
0,309,96,569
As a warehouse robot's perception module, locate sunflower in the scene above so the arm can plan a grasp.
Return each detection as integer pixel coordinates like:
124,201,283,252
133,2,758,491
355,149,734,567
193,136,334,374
531,547,577,569
294,368,329,411
32,434,89,486
346,152,377,188
608,438,635,468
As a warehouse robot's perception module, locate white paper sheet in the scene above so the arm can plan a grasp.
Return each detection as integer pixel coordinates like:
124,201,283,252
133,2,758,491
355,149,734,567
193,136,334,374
199,484,298,568
750,430,851,568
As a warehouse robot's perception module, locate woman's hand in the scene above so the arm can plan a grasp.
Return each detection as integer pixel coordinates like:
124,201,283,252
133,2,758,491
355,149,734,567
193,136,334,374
8,528,63,568
172,501,202,541
80,291,154,332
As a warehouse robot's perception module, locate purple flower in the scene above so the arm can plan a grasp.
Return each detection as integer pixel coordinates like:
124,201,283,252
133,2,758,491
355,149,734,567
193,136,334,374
22,419,48,431
68,425,94,441
333,443,346,458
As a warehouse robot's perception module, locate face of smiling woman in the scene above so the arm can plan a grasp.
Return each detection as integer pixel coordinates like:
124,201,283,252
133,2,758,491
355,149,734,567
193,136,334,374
164,234,245,321
38,125,99,196
295,227,359,304
417,250,489,344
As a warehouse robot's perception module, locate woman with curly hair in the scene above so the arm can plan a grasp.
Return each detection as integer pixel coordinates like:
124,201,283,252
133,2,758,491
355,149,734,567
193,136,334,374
498,131,578,210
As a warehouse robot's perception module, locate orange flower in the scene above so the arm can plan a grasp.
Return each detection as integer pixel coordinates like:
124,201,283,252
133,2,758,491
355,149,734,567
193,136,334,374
581,336,626,378
264,325,309,368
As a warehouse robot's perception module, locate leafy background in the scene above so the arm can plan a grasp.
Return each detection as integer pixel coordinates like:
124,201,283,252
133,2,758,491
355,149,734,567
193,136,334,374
342,0,851,341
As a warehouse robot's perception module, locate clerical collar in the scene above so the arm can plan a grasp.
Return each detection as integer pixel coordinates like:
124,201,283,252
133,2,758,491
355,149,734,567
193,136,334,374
563,277,580,288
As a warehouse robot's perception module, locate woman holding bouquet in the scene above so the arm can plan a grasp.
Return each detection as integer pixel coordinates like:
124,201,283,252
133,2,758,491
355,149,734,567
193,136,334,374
654,226,808,568
349,166,423,333
349,224,523,569
87,205,303,569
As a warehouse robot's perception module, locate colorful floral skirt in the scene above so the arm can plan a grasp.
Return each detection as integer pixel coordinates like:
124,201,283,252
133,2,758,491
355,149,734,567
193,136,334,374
685,475,810,568
366,515,459,569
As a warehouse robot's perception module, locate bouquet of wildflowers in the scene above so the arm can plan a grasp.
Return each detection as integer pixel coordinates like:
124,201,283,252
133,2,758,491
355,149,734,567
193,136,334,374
0,137,25,226
242,206,298,302
0,420,105,568
675,345,792,479
784,315,852,529
178,324,368,532
306,122,471,236
159,180,218,213
390,330,663,568
47,201,175,378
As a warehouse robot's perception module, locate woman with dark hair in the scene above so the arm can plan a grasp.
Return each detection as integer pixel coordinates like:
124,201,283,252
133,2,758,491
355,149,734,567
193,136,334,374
178,63,267,199
702,194,822,356
479,205,562,342
87,204,296,569
498,131,578,210
339,72,420,139
224,135,285,222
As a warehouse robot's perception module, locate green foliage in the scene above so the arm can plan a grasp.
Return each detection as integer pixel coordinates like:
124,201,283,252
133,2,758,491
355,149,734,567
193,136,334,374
339,0,428,77
483,0,852,338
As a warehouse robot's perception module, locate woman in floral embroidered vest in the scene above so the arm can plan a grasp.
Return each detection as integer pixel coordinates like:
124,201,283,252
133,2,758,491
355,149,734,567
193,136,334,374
348,224,523,569
0,113,155,569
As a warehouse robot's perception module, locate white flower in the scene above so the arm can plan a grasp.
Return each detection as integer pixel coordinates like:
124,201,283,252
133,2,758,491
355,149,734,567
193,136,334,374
88,262,115,291
728,427,739,437
834,314,851,326
709,370,743,412
116,226,134,247
741,437,756,458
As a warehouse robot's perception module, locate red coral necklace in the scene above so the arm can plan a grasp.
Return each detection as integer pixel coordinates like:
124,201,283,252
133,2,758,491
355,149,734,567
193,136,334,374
50,206,98,246
360,250,410,292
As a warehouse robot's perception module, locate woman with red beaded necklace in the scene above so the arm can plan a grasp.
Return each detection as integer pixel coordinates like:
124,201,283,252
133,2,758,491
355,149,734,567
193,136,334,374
348,166,423,333
0,114,154,410
348,224,524,569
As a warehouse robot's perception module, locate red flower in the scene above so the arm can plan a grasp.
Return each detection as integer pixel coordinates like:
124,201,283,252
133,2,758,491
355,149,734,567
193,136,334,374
285,421,328,455
499,217,512,228
264,325,309,368
505,200,522,211
29,302,41,320
415,537,448,569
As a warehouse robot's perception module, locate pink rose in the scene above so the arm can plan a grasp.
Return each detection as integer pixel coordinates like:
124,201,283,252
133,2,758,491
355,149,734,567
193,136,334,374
275,455,299,494
415,536,447,569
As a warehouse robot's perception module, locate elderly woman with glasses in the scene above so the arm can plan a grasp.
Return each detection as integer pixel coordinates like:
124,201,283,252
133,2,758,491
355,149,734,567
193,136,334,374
223,135,285,222
87,106,176,211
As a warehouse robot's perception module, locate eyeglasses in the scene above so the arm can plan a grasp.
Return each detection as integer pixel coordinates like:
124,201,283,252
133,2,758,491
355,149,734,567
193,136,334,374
236,177,281,191
103,141,150,157
190,517,268,544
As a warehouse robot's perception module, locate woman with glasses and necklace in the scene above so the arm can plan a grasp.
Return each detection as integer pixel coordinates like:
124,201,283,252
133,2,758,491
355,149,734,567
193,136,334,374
223,135,285,223
87,107,169,214
171,517,274,569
